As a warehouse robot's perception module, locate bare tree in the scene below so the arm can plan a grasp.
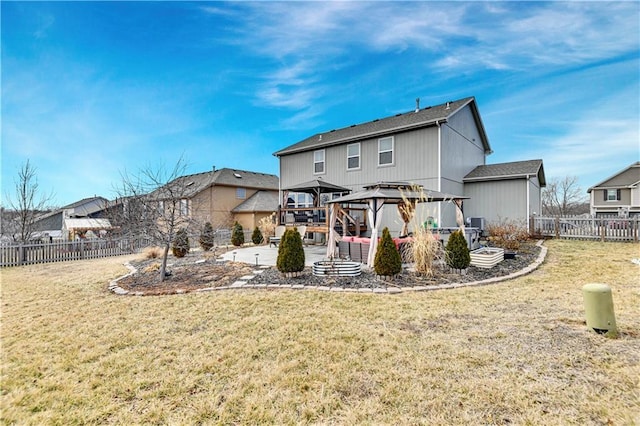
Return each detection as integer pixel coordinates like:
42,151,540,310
542,176,589,216
114,157,197,282
3,160,54,242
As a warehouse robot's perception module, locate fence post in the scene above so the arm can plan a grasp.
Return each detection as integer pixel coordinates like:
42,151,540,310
19,244,25,266
554,216,560,239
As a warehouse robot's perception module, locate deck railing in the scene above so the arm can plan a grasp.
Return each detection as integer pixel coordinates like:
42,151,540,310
532,216,639,242
277,206,368,236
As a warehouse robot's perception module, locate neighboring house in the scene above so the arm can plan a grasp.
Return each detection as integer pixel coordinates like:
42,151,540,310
156,167,279,231
587,162,640,217
32,196,112,240
463,159,546,225
274,96,544,234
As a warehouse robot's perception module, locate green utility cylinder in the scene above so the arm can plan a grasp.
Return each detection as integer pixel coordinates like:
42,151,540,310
582,283,617,337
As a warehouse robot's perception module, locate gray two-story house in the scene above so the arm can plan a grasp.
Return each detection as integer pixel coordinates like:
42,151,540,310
274,96,544,234
588,161,640,217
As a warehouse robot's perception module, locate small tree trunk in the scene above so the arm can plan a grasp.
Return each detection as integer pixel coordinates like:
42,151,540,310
159,243,170,282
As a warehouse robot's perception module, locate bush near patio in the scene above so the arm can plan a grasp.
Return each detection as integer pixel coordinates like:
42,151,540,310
251,227,264,245
199,222,215,251
171,228,190,258
276,227,305,274
487,218,530,251
445,229,471,270
231,221,244,247
374,227,402,277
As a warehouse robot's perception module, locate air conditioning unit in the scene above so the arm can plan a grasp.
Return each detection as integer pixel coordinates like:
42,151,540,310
468,217,486,232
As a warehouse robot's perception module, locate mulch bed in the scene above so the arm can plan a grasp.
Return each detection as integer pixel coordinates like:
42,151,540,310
115,242,542,295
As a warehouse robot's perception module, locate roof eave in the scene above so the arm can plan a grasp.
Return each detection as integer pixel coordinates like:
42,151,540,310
273,118,449,157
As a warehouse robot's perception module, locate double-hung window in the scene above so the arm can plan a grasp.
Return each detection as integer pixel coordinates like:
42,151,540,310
236,187,246,199
605,189,621,201
378,136,394,166
314,149,325,174
180,199,189,216
347,143,360,170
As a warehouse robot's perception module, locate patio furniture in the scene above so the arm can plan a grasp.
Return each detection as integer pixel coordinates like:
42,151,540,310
269,225,286,247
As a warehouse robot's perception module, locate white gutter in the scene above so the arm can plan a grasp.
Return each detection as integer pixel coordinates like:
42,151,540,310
526,175,531,232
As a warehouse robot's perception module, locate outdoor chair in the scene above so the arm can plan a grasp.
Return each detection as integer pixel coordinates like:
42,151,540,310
296,225,307,246
269,225,286,247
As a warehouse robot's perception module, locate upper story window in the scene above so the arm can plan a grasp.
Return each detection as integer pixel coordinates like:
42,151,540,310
606,189,621,201
236,187,246,199
314,149,325,174
347,143,360,170
180,199,189,216
378,136,394,166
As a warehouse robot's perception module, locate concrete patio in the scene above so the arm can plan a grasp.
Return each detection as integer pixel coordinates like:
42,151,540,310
219,244,330,266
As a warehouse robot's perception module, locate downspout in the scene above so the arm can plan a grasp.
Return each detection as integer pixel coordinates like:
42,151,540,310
526,175,531,232
436,120,442,227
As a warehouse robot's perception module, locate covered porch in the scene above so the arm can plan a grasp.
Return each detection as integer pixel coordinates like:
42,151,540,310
278,179,368,238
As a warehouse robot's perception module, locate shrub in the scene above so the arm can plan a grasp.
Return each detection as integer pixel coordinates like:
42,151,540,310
276,228,305,274
487,219,530,251
445,230,471,270
172,228,190,258
251,227,264,245
374,227,402,276
411,226,443,277
142,246,163,259
231,222,244,247
199,222,215,251
258,213,277,239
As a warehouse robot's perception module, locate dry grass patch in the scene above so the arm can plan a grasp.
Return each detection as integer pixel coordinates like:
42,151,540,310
1,240,639,424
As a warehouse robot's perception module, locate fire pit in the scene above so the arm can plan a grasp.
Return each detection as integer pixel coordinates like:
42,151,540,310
312,260,362,277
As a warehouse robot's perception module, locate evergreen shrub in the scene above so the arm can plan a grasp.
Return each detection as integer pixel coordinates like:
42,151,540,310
374,227,402,276
276,228,305,274
231,222,244,247
251,226,264,245
172,228,190,258
199,222,215,251
445,230,471,270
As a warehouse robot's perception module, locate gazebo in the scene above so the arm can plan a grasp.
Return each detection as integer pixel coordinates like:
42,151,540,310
281,178,351,208
326,182,468,267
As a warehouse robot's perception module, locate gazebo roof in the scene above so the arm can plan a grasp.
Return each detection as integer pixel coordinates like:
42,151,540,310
283,179,351,194
329,182,467,205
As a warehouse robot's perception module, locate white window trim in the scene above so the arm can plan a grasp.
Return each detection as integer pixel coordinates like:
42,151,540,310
313,149,325,175
347,143,361,171
378,136,395,167
180,199,189,216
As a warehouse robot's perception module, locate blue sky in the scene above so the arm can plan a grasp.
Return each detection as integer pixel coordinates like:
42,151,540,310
2,1,639,207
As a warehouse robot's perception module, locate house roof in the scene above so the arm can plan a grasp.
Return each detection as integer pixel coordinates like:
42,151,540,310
464,159,546,186
587,161,640,192
273,97,491,156
154,168,279,199
63,218,112,230
231,190,279,213
33,196,109,222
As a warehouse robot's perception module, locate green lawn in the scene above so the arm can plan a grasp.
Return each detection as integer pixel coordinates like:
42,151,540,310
1,239,639,424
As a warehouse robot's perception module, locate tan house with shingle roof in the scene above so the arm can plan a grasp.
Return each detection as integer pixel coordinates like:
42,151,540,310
161,168,279,230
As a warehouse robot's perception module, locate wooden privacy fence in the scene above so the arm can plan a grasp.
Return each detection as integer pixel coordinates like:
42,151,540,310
0,237,153,267
532,216,639,242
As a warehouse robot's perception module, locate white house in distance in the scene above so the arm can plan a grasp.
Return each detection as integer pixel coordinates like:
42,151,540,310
588,161,640,217
274,96,545,235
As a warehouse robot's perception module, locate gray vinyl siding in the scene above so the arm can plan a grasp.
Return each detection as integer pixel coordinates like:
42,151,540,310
279,126,441,192
591,188,631,207
463,180,528,226
441,105,487,189
529,176,542,216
